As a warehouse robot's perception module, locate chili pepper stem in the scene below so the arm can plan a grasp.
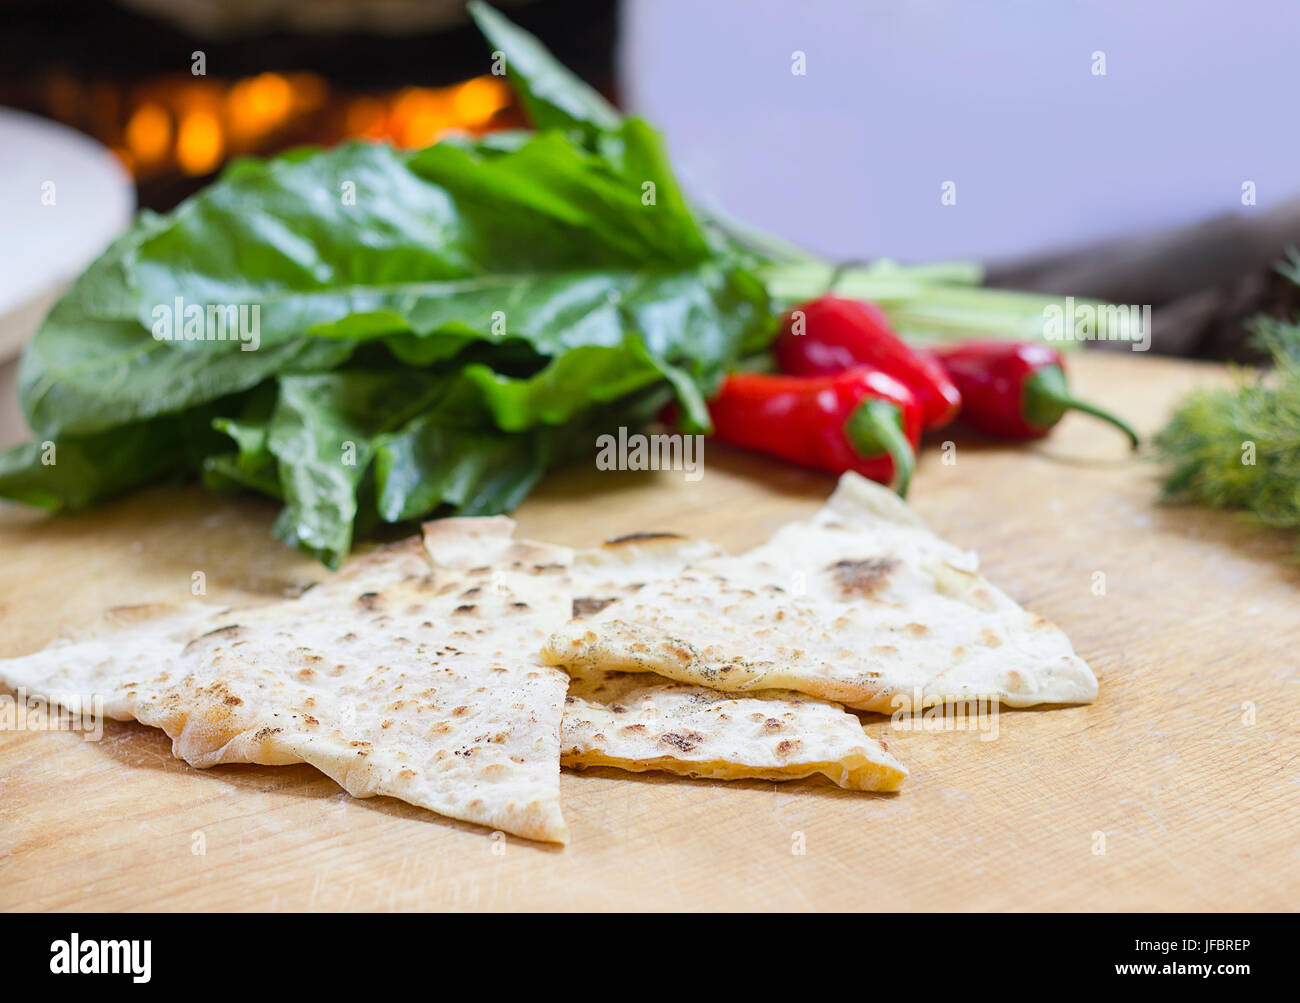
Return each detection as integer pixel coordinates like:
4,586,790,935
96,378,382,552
1024,366,1140,449
843,398,915,497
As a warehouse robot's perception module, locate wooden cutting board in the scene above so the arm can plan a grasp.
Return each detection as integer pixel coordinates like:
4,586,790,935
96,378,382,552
1,351,1296,911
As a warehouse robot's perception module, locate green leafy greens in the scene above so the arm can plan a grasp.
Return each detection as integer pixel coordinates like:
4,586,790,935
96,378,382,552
1155,268,1300,543
0,2,1095,566
0,5,776,566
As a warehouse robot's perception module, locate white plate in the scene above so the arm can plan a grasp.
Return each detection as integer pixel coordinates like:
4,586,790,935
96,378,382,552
0,108,135,360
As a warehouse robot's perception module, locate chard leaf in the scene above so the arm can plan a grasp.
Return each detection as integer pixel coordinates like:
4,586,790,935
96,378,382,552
22,128,757,439
2,4,776,566
266,371,442,567
203,384,281,496
466,0,621,145
202,453,282,498
0,406,226,510
251,358,684,566
373,383,672,524
372,421,552,522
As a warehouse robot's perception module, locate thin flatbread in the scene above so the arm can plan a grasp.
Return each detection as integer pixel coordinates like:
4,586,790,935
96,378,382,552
0,537,572,843
562,668,907,791
543,473,1098,712
1,507,923,842
427,519,906,789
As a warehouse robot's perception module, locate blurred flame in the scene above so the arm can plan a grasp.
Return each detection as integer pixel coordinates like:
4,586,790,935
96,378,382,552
450,77,510,125
177,110,223,175
125,103,172,164
390,88,453,147
346,97,387,139
172,81,223,116
288,72,327,112
40,70,515,180
228,72,293,141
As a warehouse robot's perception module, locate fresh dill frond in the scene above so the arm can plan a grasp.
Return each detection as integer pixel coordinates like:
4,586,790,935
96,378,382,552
1155,311,1300,540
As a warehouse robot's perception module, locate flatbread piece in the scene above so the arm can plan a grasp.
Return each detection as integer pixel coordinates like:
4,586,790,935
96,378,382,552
543,473,1098,712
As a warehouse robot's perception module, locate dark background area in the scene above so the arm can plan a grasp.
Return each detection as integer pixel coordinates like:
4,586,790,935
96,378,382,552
0,0,617,210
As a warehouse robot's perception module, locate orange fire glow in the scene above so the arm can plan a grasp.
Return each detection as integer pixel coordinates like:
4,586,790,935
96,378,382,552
72,71,518,180
124,103,171,165
176,109,224,175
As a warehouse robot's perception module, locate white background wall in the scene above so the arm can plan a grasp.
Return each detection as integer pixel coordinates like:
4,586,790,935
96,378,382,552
619,0,1298,262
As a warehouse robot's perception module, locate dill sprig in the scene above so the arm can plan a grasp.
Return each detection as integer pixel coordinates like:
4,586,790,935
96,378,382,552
1155,304,1300,540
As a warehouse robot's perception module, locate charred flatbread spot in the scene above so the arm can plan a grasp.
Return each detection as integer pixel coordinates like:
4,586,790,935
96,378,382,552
659,731,703,752
182,623,242,653
661,642,694,662
453,604,477,615
451,705,471,716
604,531,684,546
511,602,530,611
572,596,617,618
223,695,242,706
827,557,900,597
763,717,782,731
775,739,801,756
357,592,381,609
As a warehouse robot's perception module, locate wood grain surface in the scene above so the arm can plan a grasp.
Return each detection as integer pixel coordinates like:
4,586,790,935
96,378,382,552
1,351,1296,912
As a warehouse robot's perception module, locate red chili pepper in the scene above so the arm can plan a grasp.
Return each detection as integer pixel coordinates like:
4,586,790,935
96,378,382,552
707,368,922,496
929,340,1138,447
773,295,962,429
